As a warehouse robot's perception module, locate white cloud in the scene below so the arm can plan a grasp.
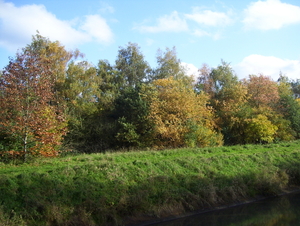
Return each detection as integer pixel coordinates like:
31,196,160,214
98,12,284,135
80,15,114,44
234,54,300,80
185,7,232,40
135,11,188,33
181,62,199,81
243,0,300,30
185,8,233,27
0,1,114,52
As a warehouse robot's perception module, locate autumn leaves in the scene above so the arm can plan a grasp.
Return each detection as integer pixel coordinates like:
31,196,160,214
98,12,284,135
1,34,300,160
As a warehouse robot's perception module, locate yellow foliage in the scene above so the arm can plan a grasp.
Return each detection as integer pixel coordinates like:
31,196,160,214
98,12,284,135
244,114,278,143
146,77,222,148
33,106,67,156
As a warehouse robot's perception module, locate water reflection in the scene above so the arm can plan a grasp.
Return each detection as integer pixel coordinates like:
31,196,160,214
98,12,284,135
153,191,300,226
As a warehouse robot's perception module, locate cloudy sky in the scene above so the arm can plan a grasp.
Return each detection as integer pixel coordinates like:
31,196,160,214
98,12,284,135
0,0,300,81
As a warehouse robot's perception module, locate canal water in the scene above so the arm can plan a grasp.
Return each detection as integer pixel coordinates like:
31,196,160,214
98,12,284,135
152,191,300,226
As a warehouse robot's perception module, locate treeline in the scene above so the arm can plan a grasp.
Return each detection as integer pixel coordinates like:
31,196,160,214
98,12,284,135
1,33,300,159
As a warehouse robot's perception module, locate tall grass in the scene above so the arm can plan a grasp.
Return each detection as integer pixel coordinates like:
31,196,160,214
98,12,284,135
1,141,300,225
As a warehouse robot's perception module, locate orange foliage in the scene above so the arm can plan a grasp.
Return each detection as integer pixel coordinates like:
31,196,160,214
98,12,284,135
244,74,279,108
0,45,67,158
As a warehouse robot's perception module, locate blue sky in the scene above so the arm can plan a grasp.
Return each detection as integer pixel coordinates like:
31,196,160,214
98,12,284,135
1,0,300,81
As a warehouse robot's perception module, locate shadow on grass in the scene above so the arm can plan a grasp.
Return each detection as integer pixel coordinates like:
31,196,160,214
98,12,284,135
1,160,300,226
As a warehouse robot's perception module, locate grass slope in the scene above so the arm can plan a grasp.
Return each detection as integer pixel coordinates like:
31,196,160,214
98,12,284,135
1,141,300,225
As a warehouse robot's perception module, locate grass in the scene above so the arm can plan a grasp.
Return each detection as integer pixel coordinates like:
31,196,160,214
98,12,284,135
1,141,300,225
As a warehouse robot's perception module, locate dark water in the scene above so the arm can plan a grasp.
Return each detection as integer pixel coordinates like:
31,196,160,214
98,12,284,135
152,191,300,226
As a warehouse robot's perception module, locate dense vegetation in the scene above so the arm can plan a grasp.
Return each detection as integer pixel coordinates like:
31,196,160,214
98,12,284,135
1,33,300,226
1,141,300,225
1,33,300,159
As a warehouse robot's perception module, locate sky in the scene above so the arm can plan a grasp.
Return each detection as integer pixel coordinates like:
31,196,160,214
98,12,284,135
0,0,300,81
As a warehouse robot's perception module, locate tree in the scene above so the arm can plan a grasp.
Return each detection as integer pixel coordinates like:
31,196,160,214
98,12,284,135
152,47,188,81
277,76,300,138
197,60,238,99
64,61,100,114
195,63,213,94
197,61,245,144
146,77,222,148
244,74,279,109
113,85,154,148
62,61,101,150
0,49,66,159
244,114,278,143
97,59,120,109
215,82,251,144
242,74,292,143
291,79,300,99
115,42,151,87
84,44,153,152
24,32,81,102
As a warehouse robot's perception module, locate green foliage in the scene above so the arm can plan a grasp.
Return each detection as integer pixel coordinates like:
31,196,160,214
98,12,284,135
115,42,151,87
97,59,120,108
278,93,300,138
62,61,102,151
0,131,33,162
214,83,251,144
197,60,238,99
184,120,223,148
209,60,239,97
115,117,140,147
64,61,100,112
272,117,295,141
152,47,188,80
113,86,154,148
291,79,300,99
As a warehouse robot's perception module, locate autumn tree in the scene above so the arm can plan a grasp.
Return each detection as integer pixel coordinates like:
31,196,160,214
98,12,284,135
22,33,102,153
197,61,244,144
242,75,283,143
244,114,278,143
24,32,81,98
146,77,223,148
0,49,66,160
195,63,213,94
244,74,280,109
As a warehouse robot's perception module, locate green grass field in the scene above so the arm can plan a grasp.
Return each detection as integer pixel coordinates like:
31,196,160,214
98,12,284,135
1,141,300,225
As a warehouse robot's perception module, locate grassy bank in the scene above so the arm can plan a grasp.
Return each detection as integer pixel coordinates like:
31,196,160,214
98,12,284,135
1,141,300,225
